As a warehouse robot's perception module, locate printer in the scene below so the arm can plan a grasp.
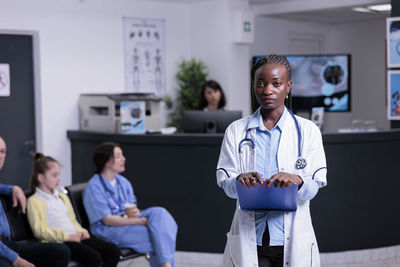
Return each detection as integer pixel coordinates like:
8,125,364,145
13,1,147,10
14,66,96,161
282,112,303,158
79,93,162,133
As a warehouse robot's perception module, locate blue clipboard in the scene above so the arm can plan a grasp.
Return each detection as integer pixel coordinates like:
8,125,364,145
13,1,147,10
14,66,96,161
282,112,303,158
236,181,298,211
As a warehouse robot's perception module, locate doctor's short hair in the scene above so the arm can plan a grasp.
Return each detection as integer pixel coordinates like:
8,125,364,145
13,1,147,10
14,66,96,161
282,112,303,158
92,142,122,174
250,54,293,113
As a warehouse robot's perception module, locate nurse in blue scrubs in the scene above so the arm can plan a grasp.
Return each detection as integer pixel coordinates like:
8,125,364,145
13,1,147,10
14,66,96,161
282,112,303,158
83,142,178,267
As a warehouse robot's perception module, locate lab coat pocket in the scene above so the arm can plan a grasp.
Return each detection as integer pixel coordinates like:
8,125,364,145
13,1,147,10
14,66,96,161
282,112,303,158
291,234,320,267
225,232,242,267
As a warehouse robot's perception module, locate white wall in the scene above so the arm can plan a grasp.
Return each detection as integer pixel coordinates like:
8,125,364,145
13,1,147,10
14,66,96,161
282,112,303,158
0,0,191,186
251,16,335,54
250,16,389,132
327,19,388,131
189,0,252,116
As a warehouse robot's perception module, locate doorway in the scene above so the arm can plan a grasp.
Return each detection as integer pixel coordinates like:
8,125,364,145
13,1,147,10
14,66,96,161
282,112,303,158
0,32,40,189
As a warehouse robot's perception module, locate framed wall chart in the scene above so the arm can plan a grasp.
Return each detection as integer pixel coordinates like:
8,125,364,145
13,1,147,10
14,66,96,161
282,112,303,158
123,17,165,96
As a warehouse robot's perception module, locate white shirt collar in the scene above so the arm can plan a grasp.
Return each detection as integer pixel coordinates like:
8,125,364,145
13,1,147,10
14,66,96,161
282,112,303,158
35,187,59,201
247,106,288,132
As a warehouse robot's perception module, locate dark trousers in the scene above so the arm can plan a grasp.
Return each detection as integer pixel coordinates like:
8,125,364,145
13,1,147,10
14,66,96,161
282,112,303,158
64,235,120,267
0,240,70,267
257,222,284,267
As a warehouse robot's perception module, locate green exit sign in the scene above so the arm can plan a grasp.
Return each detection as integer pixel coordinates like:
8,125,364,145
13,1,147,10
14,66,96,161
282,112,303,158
244,21,251,32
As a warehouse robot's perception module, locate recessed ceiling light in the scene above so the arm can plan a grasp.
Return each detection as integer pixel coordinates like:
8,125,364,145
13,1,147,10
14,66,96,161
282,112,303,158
353,3,391,13
352,7,372,13
367,4,392,12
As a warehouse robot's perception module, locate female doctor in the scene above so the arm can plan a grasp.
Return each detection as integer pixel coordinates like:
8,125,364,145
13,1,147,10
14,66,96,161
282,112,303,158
216,55,327,267
83,142,178,267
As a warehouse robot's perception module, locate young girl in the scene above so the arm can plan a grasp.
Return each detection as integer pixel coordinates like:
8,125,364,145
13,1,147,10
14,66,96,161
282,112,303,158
27,153,120,267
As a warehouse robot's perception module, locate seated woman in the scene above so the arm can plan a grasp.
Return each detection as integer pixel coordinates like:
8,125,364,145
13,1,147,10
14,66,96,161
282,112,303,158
27,153,120,267
199,80,226,111
82,142,178,267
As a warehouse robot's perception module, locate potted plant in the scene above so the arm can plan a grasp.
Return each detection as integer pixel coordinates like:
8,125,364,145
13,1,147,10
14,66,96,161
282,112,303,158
167,58,208,131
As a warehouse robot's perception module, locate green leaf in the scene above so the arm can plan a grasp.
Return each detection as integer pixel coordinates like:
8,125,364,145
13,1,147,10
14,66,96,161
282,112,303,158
167,58,208,131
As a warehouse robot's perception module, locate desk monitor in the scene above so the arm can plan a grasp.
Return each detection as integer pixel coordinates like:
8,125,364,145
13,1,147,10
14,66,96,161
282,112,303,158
182,110,242,133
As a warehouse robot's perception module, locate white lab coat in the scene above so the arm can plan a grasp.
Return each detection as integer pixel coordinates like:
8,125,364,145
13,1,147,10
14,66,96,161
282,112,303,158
216,111,327,267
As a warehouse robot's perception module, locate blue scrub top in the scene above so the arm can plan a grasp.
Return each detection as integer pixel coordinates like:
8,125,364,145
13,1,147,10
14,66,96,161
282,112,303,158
83,174,137,230
83,174,178,266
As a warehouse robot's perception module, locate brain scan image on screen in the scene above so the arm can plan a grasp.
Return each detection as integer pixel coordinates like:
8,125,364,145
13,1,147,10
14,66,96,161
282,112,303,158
323,65,344,85
287,55,350,111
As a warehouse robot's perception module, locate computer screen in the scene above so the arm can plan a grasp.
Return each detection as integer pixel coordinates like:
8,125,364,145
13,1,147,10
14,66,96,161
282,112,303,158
252,54,351,112
182,110,243,133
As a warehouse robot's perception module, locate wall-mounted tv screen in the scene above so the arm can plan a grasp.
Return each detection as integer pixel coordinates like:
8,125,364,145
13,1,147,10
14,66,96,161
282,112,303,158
252,54,351,112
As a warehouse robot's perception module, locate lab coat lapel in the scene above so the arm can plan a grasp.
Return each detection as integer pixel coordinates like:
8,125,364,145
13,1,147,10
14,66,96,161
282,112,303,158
239,129,256,174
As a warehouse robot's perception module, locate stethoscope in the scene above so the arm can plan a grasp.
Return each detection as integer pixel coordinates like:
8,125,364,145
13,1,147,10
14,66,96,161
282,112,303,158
238,108,307,170
98,174,127,215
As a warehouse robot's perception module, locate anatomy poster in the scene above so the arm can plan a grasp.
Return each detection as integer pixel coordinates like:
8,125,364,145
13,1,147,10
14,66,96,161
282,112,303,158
0,64,10,97
123,17,165,96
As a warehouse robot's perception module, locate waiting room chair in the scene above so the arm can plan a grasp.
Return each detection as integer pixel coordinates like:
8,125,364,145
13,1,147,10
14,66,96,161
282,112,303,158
0,192,82,267
0,192,35,242
65,182,149,262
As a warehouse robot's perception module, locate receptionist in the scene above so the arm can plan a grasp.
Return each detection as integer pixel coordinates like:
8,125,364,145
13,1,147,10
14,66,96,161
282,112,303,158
199,80,226,111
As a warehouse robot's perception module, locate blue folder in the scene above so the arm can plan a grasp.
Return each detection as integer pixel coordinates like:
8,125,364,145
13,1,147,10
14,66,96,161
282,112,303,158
236,181,298,211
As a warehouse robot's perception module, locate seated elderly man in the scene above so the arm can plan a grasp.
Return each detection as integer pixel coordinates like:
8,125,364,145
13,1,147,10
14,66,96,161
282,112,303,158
0,136,70,267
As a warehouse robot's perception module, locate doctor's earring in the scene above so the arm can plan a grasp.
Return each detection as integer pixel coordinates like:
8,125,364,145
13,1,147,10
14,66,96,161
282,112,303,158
286,95,289,99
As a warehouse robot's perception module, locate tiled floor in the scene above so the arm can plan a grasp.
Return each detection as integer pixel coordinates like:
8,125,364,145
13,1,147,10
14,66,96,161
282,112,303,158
118,245,400,267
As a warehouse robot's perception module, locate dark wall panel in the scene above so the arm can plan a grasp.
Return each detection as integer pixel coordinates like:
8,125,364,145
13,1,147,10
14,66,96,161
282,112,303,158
391,0,400,129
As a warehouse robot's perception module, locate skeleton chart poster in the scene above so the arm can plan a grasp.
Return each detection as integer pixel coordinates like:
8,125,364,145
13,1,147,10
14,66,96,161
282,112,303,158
123,17,165,96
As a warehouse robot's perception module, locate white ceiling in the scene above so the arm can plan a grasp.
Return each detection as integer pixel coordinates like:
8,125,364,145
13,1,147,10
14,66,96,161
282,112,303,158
264,6,390,23
250,0,391,23
157,0,391,23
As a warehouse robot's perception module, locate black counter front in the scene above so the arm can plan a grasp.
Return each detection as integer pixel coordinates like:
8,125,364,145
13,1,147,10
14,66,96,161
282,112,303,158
67,130,400,253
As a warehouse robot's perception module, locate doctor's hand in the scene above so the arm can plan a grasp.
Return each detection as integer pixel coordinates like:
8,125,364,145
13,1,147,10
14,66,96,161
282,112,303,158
237,172,264,189
265,172,303,189
126,206,141,218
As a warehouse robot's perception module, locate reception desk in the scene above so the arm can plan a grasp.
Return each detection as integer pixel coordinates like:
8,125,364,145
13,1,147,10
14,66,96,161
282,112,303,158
67,129,400,253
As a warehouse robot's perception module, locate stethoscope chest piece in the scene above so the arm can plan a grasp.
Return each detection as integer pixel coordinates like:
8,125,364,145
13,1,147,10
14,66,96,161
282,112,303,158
295,157,307,169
